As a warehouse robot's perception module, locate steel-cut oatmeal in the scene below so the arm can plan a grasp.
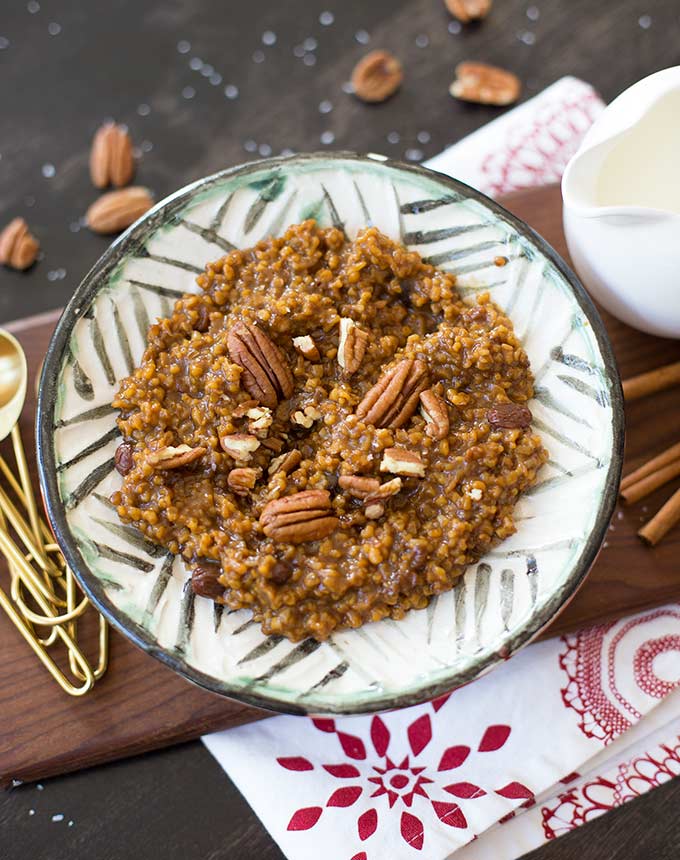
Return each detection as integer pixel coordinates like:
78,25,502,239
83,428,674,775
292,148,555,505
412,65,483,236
111,221,548,642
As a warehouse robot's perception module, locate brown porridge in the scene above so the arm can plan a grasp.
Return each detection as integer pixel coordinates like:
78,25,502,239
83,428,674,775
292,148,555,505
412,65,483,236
111,221,548,642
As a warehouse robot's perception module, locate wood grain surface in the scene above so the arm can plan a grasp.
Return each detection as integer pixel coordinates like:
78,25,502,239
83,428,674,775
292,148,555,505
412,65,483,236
2,184,678,790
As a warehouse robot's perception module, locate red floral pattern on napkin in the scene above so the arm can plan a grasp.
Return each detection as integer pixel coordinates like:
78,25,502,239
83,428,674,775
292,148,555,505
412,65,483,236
560,608,680,743
279,705,531,856
541,733,680,840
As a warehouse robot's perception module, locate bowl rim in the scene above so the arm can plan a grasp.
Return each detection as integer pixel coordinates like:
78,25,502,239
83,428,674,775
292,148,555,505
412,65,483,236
36,151,625,715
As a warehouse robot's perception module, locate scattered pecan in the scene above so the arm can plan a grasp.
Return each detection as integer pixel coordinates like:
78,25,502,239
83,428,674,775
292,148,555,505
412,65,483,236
419,390,450,440
268,449,302,476
246,406,273,436
228,466,261,495
220,433,260,462
363,477,403,519
270,559,293,585
410,545,429,572
261,437,284,453
227,321,294,409
291,412,313,429
0,218,39,270
338,475,381,499
86,187,154,234
89,122,135,189
487,402,532,429
450,62,521,106
292,335,320,361
232,399,260,418
114,441,134,475
193,303,211,332
337,318,369,376
356,358,428,429
364,502,385,520
366,477,403,501
191,563,224,599
444,0,492,23
147,444,205,470
340,475,402,519
380,447,425,478
351,50,403,103
260,489,338,544
291,405,323,429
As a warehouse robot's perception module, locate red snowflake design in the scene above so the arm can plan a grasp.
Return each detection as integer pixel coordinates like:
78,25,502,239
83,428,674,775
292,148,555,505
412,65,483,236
480,86,603,196
277,702,532,856
541,734,680,840
560,608,680,744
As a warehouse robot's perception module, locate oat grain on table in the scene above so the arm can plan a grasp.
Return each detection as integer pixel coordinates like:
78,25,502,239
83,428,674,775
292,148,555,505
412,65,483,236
111,222,547,642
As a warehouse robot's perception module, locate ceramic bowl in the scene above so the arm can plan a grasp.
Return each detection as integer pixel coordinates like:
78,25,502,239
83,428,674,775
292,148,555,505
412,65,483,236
36,153,624,714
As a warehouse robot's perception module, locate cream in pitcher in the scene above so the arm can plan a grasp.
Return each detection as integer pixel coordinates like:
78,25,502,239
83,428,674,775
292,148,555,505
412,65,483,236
562,67,680,338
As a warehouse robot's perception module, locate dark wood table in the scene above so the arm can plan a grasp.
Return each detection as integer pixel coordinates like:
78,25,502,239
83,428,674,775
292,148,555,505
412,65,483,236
2,1,680,857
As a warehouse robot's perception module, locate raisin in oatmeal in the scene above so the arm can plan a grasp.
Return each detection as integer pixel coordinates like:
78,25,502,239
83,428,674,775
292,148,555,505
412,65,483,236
111,221,547,642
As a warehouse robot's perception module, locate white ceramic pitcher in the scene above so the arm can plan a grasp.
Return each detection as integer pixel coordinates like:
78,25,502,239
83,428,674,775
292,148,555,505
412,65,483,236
562,66,680,339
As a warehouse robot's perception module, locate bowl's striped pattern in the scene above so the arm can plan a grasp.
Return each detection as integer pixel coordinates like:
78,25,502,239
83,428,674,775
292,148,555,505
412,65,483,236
41,154,621,714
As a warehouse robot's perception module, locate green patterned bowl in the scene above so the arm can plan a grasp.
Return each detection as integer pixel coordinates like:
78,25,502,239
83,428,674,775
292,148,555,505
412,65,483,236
36,153,623,714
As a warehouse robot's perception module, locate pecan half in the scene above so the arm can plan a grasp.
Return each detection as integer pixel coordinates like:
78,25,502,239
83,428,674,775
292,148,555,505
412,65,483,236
0,218,39,270
356,359,428,428
191,563,224,599
86,187,154,234
337,318,369,375
450,62,521,106
227,321,294,409
487,402,532,429
90,122,135,188
444,0,492,23
380,447,425,478
351,50,403,103
114,441,134,475
228,467,261,495
268,449,302,476
419,390,450,440
260,490,338,544
220,433,260,462
292,335,320,361
147,444,205,470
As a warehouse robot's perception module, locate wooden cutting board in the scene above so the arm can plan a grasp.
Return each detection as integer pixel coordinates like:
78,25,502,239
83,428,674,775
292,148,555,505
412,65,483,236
2,184,679,788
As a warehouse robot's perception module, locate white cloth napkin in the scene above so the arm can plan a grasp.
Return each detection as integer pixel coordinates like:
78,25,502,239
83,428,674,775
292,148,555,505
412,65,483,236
203,77,680,859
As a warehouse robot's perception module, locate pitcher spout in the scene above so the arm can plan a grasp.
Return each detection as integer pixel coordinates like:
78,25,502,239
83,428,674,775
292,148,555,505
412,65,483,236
563,66,680,220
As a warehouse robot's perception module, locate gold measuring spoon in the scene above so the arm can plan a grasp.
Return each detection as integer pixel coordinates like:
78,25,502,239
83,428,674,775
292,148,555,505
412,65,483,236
0,329,101,694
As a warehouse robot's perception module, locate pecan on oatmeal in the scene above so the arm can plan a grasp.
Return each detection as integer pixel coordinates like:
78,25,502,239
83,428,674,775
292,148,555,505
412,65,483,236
112,222,547,642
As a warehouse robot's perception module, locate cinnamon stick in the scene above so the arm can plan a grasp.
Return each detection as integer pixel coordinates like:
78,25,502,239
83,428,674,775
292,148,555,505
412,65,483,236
620,440,680,490
621,458,680,504
638,487,680,546
623,361,680,401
